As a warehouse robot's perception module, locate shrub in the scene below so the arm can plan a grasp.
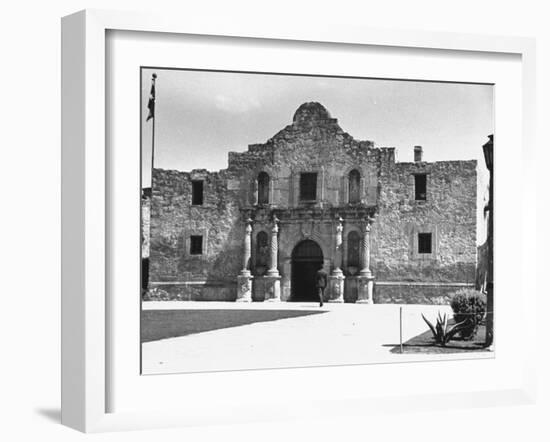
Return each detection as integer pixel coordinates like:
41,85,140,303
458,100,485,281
142,287,170,301
450,289,487,340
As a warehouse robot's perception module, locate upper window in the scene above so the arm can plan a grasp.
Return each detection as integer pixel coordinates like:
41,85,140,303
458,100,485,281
300,172,317,201
257,172,270,205
348,169,361,203
414,174,427,201
191,180,204,205
418,233,432,254
190,235,203,255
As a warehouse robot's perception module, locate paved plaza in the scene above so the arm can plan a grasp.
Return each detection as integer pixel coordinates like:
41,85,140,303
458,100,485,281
141,302,491,375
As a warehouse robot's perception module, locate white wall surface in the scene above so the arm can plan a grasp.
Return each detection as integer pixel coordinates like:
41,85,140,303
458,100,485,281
0,1,547,441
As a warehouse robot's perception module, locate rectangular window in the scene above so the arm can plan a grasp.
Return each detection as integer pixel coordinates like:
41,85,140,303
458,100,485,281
414,174,427,200
190,235,203,255
418,233,432,254
300,172,317,201
191,180,204,205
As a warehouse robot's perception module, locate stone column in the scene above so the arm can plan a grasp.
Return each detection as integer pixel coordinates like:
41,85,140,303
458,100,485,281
357,217,374,304
236,218,253,302
342,231,349,271
333,217,344,275
359,219,372,277
267,216,280,277
265,215,281,301
329,217,345,303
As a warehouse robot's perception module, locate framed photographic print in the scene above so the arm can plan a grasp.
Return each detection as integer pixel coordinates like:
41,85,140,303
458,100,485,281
139,67,493,375
61,9,537,432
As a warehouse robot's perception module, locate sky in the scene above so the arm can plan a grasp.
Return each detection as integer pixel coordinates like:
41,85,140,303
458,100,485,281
140,68,493,243
141,68,493,187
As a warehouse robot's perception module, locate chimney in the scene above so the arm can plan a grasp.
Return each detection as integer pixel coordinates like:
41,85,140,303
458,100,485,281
414,145,423,162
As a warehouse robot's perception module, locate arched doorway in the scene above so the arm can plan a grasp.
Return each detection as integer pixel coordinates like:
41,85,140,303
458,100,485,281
291,240,324,301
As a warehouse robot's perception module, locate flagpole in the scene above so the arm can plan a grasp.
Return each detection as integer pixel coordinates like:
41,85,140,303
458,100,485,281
150,73,157,187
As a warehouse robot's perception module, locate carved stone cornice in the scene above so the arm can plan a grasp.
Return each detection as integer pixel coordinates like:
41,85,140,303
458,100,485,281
240,205,377,223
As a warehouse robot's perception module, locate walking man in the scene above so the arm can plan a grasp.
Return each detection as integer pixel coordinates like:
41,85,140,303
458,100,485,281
315,267,328,307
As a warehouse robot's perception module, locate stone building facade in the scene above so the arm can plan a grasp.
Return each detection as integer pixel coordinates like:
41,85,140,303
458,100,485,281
147,102,477,304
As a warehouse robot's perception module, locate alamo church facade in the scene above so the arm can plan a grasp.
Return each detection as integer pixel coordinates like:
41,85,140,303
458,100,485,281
145,102,477,304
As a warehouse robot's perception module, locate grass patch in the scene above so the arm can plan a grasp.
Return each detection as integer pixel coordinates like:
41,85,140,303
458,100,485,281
141,309,326,343
391,320,492,354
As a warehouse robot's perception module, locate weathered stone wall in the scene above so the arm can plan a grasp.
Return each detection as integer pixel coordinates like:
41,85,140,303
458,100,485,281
372,159,477,283
141,189,151,258
146,283,237,301
374,283,475,305
149,168,245,287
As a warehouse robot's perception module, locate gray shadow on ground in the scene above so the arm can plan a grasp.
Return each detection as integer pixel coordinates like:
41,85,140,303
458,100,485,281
141,309,327,343
35,408,61,423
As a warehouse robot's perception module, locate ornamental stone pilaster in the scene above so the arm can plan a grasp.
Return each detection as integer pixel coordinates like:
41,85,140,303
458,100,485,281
329,217,345,302
357,217,374,304
265,215,281,301
332,217,344,277
236,218,253,302
359,217,373,277
267,216,280,277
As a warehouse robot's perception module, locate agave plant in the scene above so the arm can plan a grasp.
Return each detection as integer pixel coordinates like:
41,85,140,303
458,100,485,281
421,311,467,346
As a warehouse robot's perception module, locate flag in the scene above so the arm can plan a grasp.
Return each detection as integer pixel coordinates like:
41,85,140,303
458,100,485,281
146,73,156,122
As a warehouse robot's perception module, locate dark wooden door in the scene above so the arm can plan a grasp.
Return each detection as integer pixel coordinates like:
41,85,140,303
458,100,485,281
291,240,323,301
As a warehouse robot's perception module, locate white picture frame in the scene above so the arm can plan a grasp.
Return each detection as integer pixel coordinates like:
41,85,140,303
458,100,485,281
61,9,537,433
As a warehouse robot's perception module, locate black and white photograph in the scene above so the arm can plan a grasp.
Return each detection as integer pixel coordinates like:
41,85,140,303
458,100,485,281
139,68,494,375
3,0,548,439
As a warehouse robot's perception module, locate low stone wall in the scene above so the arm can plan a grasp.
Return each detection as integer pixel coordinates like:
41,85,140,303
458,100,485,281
145,282,237,301
373,282,474,305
